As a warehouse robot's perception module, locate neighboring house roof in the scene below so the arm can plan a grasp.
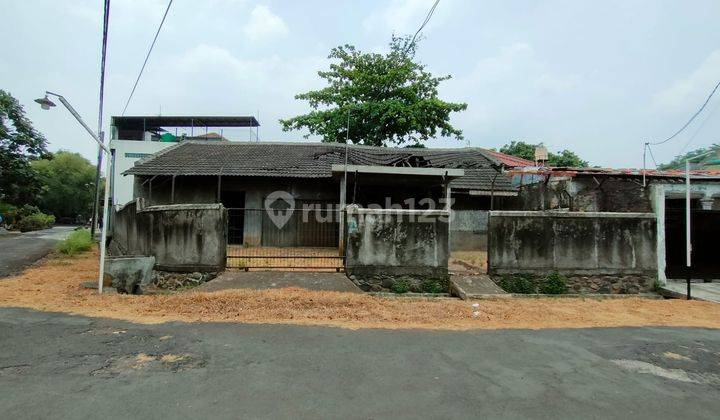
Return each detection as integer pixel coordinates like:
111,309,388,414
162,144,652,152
124,141,517,192
479,149,534,167
509,166,720,179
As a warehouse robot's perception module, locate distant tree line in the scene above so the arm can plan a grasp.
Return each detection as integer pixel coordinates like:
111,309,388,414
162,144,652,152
1,89,98,230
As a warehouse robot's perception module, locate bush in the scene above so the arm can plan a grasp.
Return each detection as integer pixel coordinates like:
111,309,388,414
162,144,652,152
0,202,18,226
391,279,411,294
498,274,537,294
56,229,94,255
539,272,568,294
15,212,55,232
421,278,445,294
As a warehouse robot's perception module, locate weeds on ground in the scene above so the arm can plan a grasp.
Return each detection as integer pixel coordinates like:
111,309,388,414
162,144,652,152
421,278,445,294
539,272,569,294
498,274,536,294
391,279,411,294
56,229,94,255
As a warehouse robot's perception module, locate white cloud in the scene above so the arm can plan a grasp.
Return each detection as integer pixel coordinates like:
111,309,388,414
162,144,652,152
243,5,289,41
363,0,451,35
652,49,720,113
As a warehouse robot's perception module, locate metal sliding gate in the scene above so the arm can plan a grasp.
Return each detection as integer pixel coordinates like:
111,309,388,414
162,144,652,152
226,207,345,271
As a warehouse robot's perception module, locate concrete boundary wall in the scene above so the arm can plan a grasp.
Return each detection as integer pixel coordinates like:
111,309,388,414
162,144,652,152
111,199,227,272
488,211,657,276
345,207,450,290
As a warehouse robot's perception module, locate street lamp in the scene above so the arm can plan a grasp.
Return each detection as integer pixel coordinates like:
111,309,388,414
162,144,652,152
683,146,720,300
35,91,111,294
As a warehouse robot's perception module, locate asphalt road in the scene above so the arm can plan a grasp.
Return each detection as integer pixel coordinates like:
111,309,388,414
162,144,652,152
1,307,719,419
0,226,75,277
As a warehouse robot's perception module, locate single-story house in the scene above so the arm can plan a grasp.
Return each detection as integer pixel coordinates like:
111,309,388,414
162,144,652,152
117,141,524,266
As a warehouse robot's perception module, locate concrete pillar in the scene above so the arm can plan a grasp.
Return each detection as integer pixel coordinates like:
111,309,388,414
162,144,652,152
339,177,347,255
444,184,451,211
700,196,714,210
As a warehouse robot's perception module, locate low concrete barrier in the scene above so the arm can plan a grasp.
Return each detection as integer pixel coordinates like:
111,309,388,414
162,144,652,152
488,211,658,293
111,199,227,272
345,207,449,291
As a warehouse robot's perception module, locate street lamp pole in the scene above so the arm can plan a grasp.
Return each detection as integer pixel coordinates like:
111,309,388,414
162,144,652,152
35,92,111,294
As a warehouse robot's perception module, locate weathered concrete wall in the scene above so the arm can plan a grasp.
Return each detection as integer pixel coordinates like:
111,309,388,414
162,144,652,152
488,211,657,293
345,207,449,290
518,177,653,212
449,210,488,251
111,200,227,272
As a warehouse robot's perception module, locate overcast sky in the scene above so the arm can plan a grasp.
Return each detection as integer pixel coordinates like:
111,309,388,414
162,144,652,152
2,0,719,168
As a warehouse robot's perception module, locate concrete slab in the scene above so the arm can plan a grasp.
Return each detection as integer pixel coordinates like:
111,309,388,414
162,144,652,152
450,274,507,299
661,281,720,303
196,271,363,293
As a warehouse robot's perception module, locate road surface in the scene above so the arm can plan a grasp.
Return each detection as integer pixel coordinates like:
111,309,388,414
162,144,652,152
1,307,718,419
0,226,75,277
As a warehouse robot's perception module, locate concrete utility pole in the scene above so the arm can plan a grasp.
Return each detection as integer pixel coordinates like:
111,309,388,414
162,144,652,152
91,0,111,237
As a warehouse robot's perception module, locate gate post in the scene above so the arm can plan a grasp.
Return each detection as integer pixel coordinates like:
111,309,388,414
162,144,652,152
338,177,347,256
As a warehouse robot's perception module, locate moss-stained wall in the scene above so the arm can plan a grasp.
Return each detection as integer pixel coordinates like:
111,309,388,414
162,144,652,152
111,199,227,272
488,211,657,276
345,207,449,282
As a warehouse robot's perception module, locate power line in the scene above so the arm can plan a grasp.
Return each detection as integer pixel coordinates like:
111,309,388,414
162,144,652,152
677,94,720,155
649,79,720,145
121,0,173,116
408,0,440,48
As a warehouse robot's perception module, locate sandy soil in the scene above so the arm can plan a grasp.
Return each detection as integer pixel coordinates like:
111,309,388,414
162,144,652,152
1,248,719,331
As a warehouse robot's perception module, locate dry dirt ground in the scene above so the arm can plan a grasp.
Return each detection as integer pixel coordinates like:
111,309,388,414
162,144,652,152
1,247,720,331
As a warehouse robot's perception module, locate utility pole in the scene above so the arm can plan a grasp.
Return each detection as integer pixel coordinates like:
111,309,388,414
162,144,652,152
91,0,111,236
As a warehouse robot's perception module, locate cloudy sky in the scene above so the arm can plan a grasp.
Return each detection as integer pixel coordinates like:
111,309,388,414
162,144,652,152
2,0,719,168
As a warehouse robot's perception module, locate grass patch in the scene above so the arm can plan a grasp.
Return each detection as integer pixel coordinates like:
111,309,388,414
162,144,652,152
56,229,94,255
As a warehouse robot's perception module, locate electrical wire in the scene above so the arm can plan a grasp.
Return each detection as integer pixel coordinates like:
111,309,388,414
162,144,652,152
121,0,173,115
649,79,720,145
677,95,720,155
408,0,440,48
646,144,659,167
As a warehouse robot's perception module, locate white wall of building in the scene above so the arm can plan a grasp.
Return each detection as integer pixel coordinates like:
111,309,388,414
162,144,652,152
110,139,175,206
649,181,720,284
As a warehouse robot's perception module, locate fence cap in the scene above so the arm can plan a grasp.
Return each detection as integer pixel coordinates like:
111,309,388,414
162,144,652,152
489,211,656,219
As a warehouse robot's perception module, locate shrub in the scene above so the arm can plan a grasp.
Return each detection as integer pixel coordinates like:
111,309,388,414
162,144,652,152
0,202,18,226
16,212,55,232
498,274,536,294
539,272,569,294
421,278,445,294
391,279,411,294
56,229,94,255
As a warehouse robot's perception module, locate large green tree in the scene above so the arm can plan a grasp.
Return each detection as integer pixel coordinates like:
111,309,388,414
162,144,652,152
500,140,590,167
31,151,96,219
0,90,48,204
658,145,720,170
280,36,467,146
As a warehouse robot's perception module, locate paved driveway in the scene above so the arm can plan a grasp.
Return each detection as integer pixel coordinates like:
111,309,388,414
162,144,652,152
1,307,719,419
0,226,76,277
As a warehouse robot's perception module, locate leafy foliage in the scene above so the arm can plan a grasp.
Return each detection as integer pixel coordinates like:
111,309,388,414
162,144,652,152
498,274,537,294
3,204,55,231
499,140,589,167
280,36,467,147
391,278,411,294
658,145,720,170
421,278,445,294
56,229,94,255
0,90,49,204
539,272,568,294
31,151,97,220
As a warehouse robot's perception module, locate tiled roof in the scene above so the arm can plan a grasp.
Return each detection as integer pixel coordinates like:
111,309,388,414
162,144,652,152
480,149,534,167
124,141,516,191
